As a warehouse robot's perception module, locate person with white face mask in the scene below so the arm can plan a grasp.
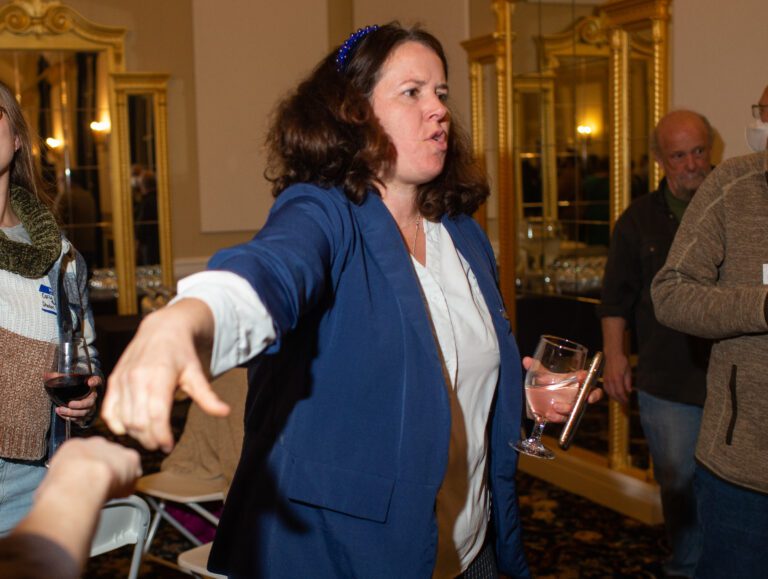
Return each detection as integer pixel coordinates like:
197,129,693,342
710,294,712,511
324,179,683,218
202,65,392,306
745,85,768,151
652,84,768,579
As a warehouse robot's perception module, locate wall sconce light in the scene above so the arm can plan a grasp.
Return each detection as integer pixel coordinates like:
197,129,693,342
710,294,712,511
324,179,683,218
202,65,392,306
576,124,594,165
90,119,111,145
90,120,110,133
45,137,63,149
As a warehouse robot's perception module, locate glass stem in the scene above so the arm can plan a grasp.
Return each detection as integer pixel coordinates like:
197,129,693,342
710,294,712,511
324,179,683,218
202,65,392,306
64,418,71,441
530,418,547,443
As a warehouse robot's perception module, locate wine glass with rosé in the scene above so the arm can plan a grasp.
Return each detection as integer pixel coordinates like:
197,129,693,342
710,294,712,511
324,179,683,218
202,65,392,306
513,335,587,460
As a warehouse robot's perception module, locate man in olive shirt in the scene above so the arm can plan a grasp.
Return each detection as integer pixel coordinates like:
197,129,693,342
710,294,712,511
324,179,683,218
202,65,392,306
598,110,714,578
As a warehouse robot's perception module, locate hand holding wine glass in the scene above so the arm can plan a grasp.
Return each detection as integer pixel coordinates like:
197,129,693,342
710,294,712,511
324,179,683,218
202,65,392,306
519,356,603,421
44,332,100,441
513,335,590,460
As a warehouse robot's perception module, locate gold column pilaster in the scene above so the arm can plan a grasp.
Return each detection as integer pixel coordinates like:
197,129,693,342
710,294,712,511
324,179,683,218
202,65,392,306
541,84,558,224
608,26,631,470
649,16,669,189
493,0,517,330
469,61,487,231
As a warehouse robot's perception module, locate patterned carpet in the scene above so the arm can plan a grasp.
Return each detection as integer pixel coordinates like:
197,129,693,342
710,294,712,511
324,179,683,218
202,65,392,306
83,399,668,578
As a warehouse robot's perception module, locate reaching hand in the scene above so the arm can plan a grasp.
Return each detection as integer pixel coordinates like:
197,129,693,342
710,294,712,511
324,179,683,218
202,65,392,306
39,437,142,502
15,437,143,573
101,299,230,453
602,351,632,405
521,356,603,422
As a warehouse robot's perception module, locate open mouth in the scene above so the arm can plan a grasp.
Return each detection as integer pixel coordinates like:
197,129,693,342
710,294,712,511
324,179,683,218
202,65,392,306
429,130,448,149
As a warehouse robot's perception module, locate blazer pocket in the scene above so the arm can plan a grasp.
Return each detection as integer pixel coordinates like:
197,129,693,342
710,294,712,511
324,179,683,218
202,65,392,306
285,456,395,523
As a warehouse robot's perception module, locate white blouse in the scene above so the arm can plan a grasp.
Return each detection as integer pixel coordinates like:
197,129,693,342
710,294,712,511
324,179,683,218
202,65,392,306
415,219,499,578
175,219,500,577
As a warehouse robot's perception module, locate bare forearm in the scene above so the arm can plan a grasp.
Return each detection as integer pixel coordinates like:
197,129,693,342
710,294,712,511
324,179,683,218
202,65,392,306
13,462,112,569
601,316,627,356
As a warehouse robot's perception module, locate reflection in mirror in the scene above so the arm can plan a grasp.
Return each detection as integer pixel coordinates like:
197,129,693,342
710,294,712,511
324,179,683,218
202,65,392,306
508,3,658,474
112,72,172,313
629,31,653,199
511,11,613,298
0,49,112,276
0,1,176,316
128,94,159,269
553,54,611,249
465,0,672,523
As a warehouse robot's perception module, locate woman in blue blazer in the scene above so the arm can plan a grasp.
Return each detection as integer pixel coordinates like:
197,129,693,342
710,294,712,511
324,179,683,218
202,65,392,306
103,23,582,578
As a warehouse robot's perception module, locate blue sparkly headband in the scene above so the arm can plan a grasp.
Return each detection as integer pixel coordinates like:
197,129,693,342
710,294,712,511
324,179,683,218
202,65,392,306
335,25,379,73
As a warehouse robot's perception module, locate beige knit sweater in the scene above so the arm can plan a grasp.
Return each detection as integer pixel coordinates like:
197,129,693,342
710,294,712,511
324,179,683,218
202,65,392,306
652,151,768,494
0,249,58,460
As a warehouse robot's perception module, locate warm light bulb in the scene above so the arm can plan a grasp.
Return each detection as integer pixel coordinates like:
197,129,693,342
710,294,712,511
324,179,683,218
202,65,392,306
90,120,111,133
46,137,63,149
576,125,593,136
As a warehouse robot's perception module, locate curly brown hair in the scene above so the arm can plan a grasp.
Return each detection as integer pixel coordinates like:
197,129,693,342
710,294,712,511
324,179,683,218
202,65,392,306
264,23,488,220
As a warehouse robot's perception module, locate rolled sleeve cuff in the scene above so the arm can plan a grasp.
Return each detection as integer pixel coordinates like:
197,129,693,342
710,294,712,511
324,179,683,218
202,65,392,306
172,271,276,376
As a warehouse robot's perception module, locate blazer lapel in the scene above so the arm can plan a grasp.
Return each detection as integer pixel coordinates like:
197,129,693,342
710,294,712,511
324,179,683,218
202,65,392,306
352,194,443,366
440,216,506,325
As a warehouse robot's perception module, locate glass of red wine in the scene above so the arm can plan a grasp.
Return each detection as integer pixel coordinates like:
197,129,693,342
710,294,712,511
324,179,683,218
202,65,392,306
512,335,587,460
44,332,94,442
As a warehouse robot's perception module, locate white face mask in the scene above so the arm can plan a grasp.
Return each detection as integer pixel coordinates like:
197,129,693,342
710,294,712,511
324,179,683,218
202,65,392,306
745,119,768,151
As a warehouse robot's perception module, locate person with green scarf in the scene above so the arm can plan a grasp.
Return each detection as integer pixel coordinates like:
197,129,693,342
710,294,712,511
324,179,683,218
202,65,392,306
0,79,102,535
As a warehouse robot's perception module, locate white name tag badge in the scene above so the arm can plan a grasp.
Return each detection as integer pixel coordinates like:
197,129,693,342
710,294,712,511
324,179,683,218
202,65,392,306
39,284,57,315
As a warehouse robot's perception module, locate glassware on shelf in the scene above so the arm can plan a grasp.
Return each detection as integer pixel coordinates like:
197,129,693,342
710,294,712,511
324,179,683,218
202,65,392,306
519,219,562,292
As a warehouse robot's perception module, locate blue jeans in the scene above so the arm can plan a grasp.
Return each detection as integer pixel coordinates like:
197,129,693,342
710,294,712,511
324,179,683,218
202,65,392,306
637,390,702,578
694,465,768,579
0,457,47,536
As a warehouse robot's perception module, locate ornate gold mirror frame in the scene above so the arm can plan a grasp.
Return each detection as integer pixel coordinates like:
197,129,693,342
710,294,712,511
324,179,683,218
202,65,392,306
464,0,671,523
0,0,172,314
112,72,172,312
512,73,556,230
461,0,516,328
603,0,669,478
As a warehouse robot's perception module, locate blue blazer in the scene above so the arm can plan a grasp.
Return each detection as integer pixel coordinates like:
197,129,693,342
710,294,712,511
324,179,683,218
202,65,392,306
207,184,529,578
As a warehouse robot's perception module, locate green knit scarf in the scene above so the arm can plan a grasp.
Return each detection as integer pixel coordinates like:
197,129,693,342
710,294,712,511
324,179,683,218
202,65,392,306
0,185,61,278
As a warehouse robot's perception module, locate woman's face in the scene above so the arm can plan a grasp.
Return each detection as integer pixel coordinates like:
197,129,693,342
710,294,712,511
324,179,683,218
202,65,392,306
0,107,19,178
370,41,450,191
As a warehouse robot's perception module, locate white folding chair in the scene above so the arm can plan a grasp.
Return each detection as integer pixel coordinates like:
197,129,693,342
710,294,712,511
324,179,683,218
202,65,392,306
136,471,226,569
90,494,151,579
177,541,227,579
